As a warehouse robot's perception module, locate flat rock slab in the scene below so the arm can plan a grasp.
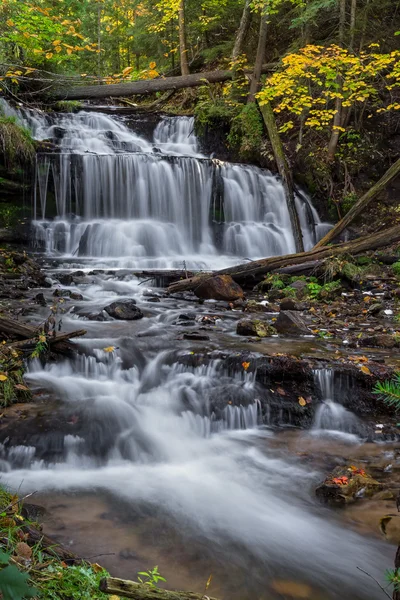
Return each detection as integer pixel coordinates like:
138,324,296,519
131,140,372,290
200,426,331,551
104,299,144,320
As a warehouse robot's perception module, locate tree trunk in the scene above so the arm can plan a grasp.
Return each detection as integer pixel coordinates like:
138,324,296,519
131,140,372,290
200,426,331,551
97,1,102,79
314,157,400,247
248,14,268,102
178,0,190,76
50,65,277,100
258,101,304,253
327,0,346,160
349,0,356,49
231,0,252,61
167,224,400,293
100,577,220,599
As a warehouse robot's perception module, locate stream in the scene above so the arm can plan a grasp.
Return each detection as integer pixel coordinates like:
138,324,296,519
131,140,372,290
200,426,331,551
0,101,396,599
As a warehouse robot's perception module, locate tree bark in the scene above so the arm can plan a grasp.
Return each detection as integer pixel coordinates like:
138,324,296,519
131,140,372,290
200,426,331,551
100,577,220,599
232,0,252,61
50,65,277,100
327,0,346,161
349,0,356,49
258,101,304,253
178,0,190,76
314,157,400,247
248,14,268,102
167,224,400,293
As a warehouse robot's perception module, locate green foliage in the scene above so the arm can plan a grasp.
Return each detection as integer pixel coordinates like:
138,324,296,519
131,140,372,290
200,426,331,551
0,564,37,600
0,344,30,408
281,285,297,297
307,281,322,299
392,262,400,277
227,103,264,159
194,83,239,133
386,568,400,591
54,101,83,112
0,204,22,228
373,373,400,409
137,565,166,588
0,116,34,167
38,564,110,599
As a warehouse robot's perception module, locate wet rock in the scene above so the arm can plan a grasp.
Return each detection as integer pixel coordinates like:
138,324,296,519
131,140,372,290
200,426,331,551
244,300,269,313
268,289,285,301
316,465,382,506
275,311,309,335
232,298,246,309
178,313,196,321
361,334,396,349
393,288,400,298
119,548,139,560
288,280,308,298
70,292,83,301
368,303,384,315
104,299,143,320
280,298,309,311
34,293,47,307
72,270,85,278
372,490,395,501
194,275,244,302
183,332,210,341
236,319,276,337
145,297,161,303
55,273,73,286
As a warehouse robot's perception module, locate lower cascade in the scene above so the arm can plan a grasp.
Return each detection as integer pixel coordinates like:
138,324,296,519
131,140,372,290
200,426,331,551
1,99,330,268
312,369,361,436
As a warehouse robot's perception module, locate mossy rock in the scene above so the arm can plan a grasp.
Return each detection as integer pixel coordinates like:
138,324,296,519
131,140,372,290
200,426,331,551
316,465,382,506
236,319,276,337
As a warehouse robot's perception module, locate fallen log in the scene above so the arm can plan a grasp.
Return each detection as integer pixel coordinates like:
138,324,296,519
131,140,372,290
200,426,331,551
167,224,400,294
0,316,86,354
314,157,400,248
8,329,87,349
100,577,220,600
51,64,277,101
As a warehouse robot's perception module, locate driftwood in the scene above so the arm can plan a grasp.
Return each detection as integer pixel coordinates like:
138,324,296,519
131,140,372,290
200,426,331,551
100,577,220,600
167,224,400,294
21,521,83,565
51,64,277,101
0,316,86,354
315,157,400,248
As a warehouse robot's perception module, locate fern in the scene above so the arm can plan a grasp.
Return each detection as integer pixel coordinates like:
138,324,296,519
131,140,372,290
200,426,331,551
373,373,400,409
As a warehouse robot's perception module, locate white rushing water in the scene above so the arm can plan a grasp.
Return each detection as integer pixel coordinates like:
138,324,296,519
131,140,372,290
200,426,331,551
311,369,361,441
0,98,331,268
0,344,388,599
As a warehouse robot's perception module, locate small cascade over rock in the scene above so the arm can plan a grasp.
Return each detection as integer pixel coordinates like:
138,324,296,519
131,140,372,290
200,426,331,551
2,99,330,268
312,369,361,437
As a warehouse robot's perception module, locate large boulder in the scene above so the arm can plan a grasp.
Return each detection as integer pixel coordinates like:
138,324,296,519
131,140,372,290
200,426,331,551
104,299,143,320
275,310,309,335
280,298,309,311
236,319,276,337
194,275,244,302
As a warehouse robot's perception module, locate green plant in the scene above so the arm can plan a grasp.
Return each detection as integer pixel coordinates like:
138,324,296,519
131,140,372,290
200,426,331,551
0,550,37,600
54,100,83,112
0,205,22,229
0,116,35,167
307,282,322,299
373,373,400,410
137,565,166,588
281,285,297,298
38,564,110,599
227,103,264,159
392,262,400,277
386,568,400,592
30,332,48,359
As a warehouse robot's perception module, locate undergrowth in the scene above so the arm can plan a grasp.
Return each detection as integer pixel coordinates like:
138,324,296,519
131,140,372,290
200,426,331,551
0,116,35,167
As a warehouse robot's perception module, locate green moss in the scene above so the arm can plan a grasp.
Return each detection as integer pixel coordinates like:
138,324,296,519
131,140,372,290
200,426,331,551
54,100,83,113
227,103,263,160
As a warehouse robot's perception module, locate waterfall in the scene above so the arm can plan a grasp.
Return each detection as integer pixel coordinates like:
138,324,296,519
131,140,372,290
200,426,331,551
312,369,361,436
1,99,330,268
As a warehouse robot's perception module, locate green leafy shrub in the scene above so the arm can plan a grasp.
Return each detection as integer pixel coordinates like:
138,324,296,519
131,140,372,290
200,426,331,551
392,261,400,277
54,100,83,112
0,116,34,166
227,103,264,159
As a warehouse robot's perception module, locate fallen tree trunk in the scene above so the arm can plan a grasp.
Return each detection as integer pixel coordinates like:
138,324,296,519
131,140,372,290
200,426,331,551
51,65,277,101
314,157,400,248
167,224,400,294
258,100,304,253
100,577,220,600
0,316,86,353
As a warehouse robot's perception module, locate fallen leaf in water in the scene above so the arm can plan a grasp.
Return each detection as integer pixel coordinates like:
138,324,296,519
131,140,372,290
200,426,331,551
298,396,306,406
103,346,115,353
205,574,212,590
91,563,103,573
379,514,399,537
360,365,371,375
242,362,250,371
271,579,312,598
276,387,286,396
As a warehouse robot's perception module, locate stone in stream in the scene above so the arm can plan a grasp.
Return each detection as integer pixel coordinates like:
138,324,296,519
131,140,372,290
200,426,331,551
183,332,210,341
275,310,309,335
316,465,382,506
194,275,244,302
361,333,397,349
104,299,144,320
55,273,74,286
236,319,276,337
34,293,47,307
280,298,309,311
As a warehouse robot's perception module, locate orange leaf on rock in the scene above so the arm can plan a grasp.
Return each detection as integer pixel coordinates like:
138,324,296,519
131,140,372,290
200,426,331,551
360,365,371,375
298,396,306,407
242,362,250,371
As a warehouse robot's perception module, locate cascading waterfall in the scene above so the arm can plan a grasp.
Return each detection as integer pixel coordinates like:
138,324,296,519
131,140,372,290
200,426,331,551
1,98,330,268
312,369,361,436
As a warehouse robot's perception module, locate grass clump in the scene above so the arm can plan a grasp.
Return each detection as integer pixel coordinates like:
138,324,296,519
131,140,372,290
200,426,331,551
54,100,82,113
0,116,34,167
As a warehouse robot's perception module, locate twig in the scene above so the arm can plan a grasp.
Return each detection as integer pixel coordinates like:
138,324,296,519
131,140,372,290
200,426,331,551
1,491,37,513
356,567,392,599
